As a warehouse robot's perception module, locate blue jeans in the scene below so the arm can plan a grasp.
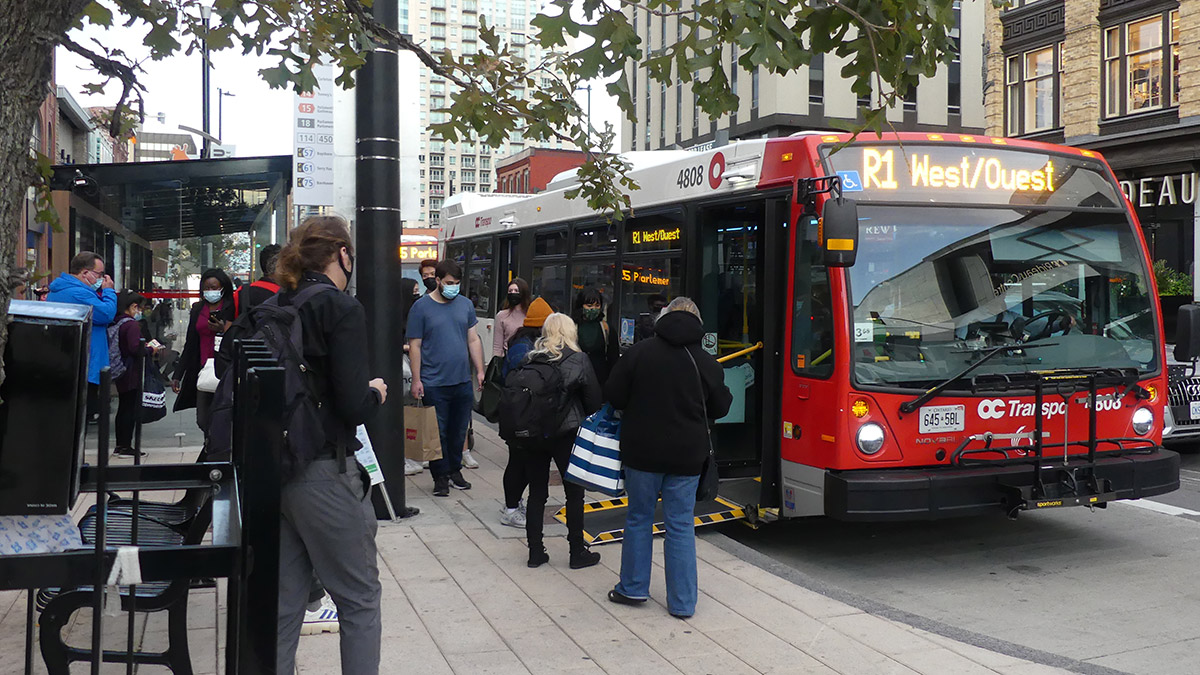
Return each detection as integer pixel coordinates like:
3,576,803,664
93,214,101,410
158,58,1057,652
615,467,700,617
424,382,474,479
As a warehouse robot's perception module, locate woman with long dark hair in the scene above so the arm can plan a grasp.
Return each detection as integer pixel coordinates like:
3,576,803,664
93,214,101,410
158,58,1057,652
273,215,388,674
493,277,531,358
571,286,611,385
172,267,235,441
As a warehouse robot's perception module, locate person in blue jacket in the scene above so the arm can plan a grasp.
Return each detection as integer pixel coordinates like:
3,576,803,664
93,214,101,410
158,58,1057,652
46,251,118,422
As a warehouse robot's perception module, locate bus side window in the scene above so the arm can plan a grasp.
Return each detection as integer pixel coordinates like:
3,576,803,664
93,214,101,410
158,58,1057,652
792,220,835,378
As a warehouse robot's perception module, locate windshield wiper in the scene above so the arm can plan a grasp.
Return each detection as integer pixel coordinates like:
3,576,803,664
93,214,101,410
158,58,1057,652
898,343,1057,415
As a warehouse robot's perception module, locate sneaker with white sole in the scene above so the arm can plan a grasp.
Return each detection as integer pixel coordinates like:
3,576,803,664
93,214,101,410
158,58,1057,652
462,449,480,469
499,505,527,528
301,600,339,635
404,458,424,475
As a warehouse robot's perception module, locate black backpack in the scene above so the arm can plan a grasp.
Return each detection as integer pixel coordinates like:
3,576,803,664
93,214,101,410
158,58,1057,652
498,355,565,445
206,283,336,480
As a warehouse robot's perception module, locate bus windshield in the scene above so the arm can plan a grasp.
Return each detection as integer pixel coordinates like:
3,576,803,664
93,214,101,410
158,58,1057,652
846,206,1159,389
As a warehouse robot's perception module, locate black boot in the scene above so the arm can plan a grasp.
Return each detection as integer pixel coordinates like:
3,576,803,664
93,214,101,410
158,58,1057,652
569,540,600,569
528,543,549,568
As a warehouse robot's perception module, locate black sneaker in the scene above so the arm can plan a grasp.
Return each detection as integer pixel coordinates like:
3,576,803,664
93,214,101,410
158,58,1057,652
449,471,472,490
113,446,146,458
607,589,647,606
433,477,450,497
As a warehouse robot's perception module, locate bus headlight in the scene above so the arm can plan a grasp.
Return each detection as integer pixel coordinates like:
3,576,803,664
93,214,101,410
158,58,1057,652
1132,407,1154,436
856,423,885,455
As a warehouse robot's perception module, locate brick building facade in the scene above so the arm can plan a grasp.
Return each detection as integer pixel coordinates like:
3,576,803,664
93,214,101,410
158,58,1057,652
986,0,1200,284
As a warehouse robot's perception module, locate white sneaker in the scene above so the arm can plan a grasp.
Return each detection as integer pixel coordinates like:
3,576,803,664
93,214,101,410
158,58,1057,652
404,458,424,475
421,461,429,469
462,449,480,469
499,505,527,528
301,598,339,635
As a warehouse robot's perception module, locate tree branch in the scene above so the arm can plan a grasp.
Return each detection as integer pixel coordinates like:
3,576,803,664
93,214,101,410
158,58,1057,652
339,0,472,89
59,35,146,140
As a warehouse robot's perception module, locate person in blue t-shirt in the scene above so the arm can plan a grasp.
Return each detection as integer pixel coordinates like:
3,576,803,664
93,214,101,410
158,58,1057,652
408,259,486,496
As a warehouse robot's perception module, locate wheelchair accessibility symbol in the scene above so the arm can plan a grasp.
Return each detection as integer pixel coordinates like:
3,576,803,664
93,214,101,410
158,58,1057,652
836,170,863,192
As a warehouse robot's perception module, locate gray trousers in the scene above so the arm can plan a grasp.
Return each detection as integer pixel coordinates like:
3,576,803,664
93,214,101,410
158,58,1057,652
277,458,381,675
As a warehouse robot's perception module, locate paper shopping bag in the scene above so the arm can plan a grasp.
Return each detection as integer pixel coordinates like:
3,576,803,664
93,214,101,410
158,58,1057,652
404,403,443,462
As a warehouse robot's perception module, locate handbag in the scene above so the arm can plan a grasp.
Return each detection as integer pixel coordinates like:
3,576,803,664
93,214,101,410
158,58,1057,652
565,404,624,496
140,358,168,424
477,356,504,423
403,401,443,462
686,349,720,501
195,336,222,393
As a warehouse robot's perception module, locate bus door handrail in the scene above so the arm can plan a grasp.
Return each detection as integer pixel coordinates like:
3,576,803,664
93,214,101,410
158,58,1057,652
717,342,763,363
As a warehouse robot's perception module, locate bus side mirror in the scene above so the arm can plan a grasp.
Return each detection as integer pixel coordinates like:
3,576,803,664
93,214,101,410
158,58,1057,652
821,198,859,267
1175,304,1200,362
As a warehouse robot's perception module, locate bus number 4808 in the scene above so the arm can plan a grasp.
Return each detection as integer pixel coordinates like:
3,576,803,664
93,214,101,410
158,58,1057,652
677,165,705,189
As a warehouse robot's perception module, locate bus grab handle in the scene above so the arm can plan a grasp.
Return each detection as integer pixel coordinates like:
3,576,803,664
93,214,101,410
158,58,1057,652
717,342,764,363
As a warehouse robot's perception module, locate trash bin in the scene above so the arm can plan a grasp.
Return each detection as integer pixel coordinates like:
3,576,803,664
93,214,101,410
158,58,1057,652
0,300,91,515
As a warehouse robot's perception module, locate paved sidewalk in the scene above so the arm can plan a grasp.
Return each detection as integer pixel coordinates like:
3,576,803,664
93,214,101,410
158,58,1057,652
293,421,1069,675
0,408,1072,674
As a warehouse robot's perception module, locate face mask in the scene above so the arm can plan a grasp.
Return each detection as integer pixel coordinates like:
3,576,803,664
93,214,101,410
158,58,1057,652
133,312,143,322
203,290,223,304
508,293,522,307
338,250,354,288
583,308,601,321
423,277,438,292
91,278,103,291
441,283,461,300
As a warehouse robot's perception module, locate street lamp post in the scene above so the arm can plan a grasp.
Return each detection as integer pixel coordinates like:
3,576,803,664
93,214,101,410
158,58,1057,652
217,88,235,144
199,5,212,158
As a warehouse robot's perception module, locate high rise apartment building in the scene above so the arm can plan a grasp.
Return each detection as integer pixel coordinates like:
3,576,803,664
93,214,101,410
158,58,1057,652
984,0,1200,281
404,0,568,228
622,0,986,151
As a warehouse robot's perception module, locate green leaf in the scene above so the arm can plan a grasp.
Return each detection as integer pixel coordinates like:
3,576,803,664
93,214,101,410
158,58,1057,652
82,2,114,26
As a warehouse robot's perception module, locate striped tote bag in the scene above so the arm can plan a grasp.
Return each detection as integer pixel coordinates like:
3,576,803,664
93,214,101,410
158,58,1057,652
565,404,625,496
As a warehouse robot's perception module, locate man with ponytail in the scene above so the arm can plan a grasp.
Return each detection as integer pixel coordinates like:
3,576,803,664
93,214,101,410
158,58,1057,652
271,215,388,675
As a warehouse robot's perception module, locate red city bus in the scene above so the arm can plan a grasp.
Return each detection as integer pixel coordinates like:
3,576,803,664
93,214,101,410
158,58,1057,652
442,132,1179,534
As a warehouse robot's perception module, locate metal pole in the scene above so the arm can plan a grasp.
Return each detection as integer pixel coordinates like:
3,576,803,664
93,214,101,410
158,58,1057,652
356,0,417,519
201,9,212,159
218,87,223,143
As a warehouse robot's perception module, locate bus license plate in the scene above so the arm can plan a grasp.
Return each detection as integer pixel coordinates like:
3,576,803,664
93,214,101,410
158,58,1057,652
919,405,965,434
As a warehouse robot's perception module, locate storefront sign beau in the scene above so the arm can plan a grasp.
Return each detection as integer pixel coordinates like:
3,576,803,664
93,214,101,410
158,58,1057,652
293,63,335,207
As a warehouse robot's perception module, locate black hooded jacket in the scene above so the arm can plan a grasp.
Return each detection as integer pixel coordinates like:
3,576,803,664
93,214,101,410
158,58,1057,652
604,311,732,476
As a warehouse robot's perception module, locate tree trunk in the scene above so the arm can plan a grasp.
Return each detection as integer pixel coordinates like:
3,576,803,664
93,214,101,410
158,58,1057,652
0,0,90,401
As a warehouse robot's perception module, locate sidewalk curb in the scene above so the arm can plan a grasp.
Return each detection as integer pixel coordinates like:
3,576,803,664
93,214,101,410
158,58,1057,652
704,530,1129,675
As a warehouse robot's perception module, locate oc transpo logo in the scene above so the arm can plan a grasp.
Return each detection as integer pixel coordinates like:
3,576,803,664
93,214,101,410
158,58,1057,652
978,399,1006,419
708,152,726,189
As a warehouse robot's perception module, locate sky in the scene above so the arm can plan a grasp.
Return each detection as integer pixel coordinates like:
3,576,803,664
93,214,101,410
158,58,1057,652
55,5,623,160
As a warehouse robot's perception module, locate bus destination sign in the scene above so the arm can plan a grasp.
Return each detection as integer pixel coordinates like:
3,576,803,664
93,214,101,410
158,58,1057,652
823,144,1122,208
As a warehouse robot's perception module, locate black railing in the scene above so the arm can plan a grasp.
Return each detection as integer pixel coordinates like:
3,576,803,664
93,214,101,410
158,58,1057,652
0,338,284,675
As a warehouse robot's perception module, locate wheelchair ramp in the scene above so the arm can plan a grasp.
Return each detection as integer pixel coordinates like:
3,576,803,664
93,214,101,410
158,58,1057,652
554,493,748,545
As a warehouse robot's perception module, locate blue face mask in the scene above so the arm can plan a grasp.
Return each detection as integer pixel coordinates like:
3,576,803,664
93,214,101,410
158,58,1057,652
441,283,460,300
133,312,143,322
91,278,103,291
203,290,223,304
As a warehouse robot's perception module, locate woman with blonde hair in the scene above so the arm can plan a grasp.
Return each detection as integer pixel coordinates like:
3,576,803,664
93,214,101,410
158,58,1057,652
519,312,603,569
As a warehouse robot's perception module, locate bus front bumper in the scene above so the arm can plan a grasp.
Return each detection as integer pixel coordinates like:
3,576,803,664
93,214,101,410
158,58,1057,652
824,448,1180,521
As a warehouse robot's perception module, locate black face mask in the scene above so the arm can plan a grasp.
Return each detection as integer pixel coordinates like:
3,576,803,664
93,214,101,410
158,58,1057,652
339,252,355,289
423,277,438,292
507,293,522,307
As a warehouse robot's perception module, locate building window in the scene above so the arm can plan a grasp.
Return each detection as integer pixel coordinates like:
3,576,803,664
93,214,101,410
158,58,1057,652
1004,43,1061,135
809,53,823,106
1104,11,1180,119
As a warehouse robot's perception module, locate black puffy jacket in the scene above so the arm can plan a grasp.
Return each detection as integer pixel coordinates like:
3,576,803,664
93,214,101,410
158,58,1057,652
529,348,603,438
604,311,732,476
